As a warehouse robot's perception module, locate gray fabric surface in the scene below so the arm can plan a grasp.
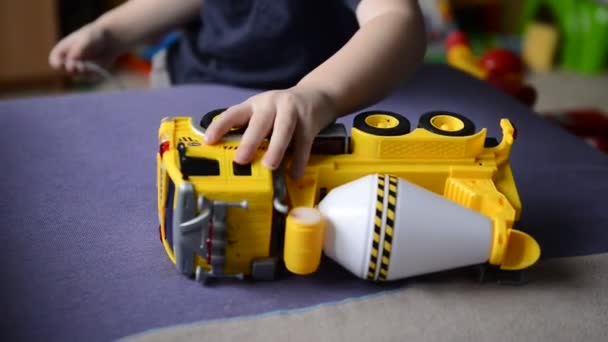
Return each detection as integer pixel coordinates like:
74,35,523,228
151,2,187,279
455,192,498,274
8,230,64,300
122,253,608,342
0,64,606,342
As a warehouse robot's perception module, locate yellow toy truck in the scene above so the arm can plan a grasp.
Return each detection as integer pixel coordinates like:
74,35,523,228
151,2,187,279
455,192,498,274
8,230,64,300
156,109,541,285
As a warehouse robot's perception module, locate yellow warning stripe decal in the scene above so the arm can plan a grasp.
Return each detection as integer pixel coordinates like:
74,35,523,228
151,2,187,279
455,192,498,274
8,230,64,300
367,175,384,280
378,175,397,281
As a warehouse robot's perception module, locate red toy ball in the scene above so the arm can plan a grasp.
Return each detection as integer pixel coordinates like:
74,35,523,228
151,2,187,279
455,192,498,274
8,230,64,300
480,49,524,78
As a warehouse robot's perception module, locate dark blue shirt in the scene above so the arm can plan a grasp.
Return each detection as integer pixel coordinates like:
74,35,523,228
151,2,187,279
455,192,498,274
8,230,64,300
167,0,360,89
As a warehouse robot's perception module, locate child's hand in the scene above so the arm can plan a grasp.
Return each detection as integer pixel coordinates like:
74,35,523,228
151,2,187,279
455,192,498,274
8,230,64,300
49,23,123,78
203,87,337,179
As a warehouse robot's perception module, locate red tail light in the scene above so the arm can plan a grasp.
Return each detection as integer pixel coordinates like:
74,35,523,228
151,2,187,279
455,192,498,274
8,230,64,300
159,141,170,157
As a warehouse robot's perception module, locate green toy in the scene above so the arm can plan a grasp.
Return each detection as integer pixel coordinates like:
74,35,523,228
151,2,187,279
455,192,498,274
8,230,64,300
519,0,608,74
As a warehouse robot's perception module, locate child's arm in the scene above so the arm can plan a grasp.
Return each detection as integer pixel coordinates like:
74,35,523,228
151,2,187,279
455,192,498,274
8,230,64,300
49,0,203,73
204,0,427,179
298,0,427,117
94,0,203,48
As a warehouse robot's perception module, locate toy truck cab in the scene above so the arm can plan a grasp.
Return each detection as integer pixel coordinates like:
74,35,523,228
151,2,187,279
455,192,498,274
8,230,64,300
157,116,288,283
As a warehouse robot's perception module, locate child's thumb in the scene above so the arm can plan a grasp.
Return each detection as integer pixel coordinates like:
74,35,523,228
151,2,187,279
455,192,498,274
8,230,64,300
66,38,90,61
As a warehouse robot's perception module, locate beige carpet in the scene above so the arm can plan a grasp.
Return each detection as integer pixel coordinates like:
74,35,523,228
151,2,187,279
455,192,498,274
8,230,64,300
122,253,608,342
527,71,608,113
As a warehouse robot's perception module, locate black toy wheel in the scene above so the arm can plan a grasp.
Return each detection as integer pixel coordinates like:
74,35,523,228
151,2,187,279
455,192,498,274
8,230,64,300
353,111,410,136
200,108,247,135
418,111,476,136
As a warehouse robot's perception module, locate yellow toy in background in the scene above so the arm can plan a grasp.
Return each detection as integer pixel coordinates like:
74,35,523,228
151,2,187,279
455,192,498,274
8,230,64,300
522,21,560,73
156,109,541,285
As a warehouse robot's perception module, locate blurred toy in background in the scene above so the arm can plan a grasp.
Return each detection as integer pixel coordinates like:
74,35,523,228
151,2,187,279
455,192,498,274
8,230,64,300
419,0,457,63
116,32,180,77
420,0,455,40
421,1,528,67
445,30,537,108
115,54,151,76
520,0,608,74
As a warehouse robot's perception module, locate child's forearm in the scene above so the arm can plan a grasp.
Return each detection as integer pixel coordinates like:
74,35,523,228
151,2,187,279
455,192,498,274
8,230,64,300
296,0,426,117
96,0,203,47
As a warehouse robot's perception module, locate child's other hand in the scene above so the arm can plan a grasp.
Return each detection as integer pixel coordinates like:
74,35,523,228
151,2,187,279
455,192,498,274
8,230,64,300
48,23,123,77
203,87,337,179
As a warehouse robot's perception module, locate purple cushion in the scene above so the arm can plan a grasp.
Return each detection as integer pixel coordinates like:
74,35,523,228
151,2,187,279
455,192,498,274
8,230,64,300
1,64,606,342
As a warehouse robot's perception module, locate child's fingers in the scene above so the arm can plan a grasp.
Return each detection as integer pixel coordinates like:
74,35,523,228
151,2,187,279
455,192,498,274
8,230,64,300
66,37,89,62
65,59,78,74
72,62,102,82
262,104,297,169
75,61,86,72
234,106,275,165
49,38,74,69
48,47,66,69
204,103,251,144
288,133,313,180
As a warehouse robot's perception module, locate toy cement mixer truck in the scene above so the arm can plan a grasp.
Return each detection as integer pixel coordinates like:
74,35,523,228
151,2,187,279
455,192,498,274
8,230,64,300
156,109,541,285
